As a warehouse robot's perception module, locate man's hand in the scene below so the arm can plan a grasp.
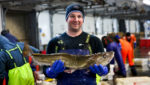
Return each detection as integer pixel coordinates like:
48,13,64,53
89,64,108,76
134,42,136,48
46,60,65,78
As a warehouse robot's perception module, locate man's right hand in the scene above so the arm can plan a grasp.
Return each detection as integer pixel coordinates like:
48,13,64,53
89,64,108,76
46,60,65,78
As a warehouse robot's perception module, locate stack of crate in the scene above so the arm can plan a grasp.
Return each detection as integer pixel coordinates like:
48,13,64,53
134,58,149,72
116,76,150,85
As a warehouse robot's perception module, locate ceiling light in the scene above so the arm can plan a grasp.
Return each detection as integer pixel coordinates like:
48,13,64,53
143,0,150,6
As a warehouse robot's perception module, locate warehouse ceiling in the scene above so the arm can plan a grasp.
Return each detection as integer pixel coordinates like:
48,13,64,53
0,0,150,19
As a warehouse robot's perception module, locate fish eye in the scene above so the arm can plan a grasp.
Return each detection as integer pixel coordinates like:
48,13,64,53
103,54,107,58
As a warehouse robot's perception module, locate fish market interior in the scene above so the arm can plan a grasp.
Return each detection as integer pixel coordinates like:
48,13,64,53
1,0,150,85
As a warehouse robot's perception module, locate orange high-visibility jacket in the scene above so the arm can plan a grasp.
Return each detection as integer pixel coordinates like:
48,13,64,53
124,34,136,49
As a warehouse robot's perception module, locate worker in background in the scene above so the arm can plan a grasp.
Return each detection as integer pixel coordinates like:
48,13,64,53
102,36,126,77
115,35,137,76
0,35,40,85
1,29,19,43
46,3,108,85
124,32,136,60
124,32,136,49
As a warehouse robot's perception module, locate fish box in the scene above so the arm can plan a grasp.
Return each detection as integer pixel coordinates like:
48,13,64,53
134,58,148,67
134,58,149,71
116,76,150,85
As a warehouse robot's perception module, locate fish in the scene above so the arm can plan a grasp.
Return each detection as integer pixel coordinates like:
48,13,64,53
22,42,33,57
32,51,114,70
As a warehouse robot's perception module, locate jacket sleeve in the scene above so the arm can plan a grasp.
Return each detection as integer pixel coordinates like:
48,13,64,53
106,42,126,76
17,42,40,53
29,46,40,53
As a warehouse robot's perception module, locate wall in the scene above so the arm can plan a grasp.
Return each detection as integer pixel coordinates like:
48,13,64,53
38,10,51,45
83,14,95,34
96,17,118,35
53,13,67,37
6,13,26,41
125,20,140,33
5,11,39,48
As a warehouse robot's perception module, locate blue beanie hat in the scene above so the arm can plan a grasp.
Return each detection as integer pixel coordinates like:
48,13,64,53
65,4,84,21
115,35,120,39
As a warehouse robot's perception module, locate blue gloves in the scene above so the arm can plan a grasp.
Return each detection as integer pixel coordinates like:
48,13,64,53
118,43,122,50
134,42,136,48
89,64,108,76
46,60,65,78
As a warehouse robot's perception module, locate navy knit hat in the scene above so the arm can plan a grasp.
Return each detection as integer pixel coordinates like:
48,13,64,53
126,32,131,37
65,4,84,21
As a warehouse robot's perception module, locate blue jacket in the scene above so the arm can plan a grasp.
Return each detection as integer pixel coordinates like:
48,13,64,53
106,42,126,76
0,35,39,84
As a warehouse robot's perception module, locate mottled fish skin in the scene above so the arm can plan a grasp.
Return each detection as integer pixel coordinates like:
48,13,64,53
23,42,33,57
32,51,114,69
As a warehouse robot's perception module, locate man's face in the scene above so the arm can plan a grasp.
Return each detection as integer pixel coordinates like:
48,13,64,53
67,12,84,32
127,36,131,41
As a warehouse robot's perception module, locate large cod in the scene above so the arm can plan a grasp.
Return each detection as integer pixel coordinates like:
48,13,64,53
32,51,114,70
23,42,114,70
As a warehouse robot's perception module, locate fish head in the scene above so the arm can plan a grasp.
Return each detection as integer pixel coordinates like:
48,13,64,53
95,51,114,66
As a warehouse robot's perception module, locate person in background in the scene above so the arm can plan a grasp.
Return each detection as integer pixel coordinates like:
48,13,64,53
102,36,126,77
124,32,136,63
124,32,136,49
0,35,40,85
46,3,108,85
1,29,19,43
115,35,137,76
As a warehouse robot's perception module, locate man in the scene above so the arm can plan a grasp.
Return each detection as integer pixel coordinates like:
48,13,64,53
0,35,40,85
124,32,136,62
102,36,126,77
46,4,108,85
